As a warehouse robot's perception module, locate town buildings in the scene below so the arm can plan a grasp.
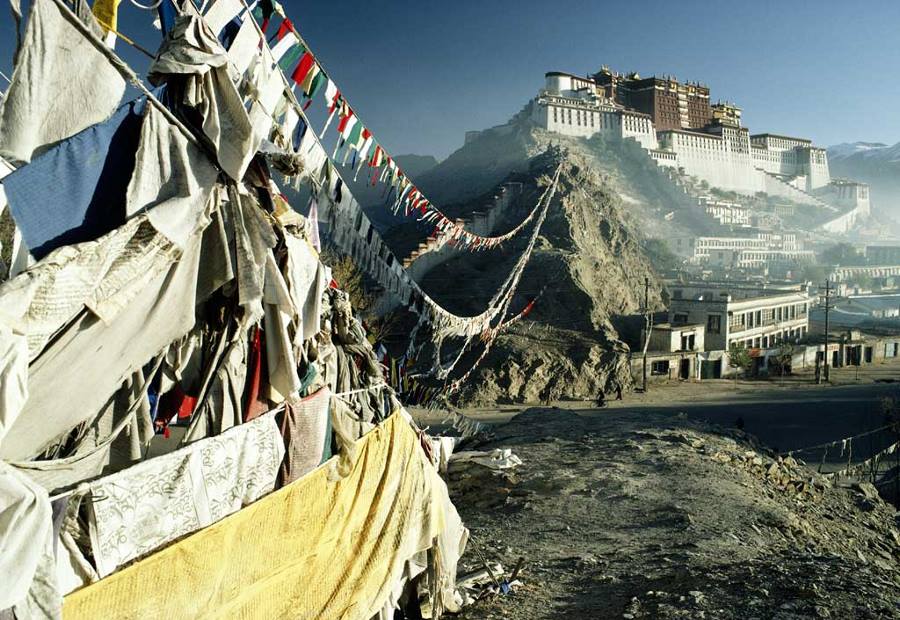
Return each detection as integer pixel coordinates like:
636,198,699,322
631,322,705,382
667,282,812,351
671,233,814,273
865,245,900,264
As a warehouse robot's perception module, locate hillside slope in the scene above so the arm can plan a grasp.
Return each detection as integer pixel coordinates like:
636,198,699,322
450,408,900,619
418,153,665,405
413,104,715,240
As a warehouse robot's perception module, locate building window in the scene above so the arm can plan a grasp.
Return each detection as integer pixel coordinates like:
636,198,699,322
651,360,670,376
707,314,721,334
673,313,689,324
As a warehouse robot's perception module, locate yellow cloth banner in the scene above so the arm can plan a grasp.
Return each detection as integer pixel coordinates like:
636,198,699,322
64,413,448,619
90,0,120,34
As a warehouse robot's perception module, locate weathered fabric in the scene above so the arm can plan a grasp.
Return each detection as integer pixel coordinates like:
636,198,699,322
148,15,257,181
279,387,330,485
63,413,465,620
223,14,259,77
245,49,284,145
0,0,126,165
0,215,180,361
0,230,203,461
263,251,300,401
126,104,219,248
202,0,242,35
182,329,248,444
2,101,143,260
0,461,60,619
283,232,325,342
85,410,284,578
12,364,160,493
228,187,277,323
0,324,28,445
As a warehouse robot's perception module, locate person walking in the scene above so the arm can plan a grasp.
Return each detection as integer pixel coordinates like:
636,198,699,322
615,385,623,401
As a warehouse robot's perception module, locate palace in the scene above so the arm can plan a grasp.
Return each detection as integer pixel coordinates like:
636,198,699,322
531,68,863,217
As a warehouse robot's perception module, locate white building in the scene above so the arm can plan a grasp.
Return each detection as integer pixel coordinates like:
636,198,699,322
533,71,841,199
667,282,812,351
531,72,658,150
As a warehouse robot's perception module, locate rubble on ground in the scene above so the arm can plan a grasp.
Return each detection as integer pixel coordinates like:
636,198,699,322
446,408,900,619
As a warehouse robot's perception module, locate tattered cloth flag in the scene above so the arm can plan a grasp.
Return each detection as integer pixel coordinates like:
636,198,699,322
92,0,122,47
270,30,298,63
290,51,316,89
253,0,277,31
319,81,340,137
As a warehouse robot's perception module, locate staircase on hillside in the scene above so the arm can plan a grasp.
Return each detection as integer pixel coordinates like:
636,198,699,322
757,169,837,213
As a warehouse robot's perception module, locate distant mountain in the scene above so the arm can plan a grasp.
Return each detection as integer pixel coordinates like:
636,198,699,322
828,141,900,216
829,141,900,163
392,154,439,179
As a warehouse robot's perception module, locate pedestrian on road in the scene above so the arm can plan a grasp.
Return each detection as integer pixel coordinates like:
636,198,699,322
615,385,623,401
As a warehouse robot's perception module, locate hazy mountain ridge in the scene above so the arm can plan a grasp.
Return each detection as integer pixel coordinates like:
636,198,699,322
392,154,439,178
828,141,900,216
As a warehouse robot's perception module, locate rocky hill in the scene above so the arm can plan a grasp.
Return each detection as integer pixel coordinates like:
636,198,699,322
416,153,666,405
448,407,900,619
412,104,716,239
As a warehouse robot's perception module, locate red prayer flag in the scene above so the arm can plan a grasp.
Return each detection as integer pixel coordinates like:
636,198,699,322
328,90,341,113
275,18,294,41
291,51,315,86
336,106,354,134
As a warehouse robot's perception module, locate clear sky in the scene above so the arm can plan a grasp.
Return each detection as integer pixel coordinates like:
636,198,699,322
2,0,899,160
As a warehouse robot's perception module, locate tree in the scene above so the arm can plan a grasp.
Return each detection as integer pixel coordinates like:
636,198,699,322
798,263,826,285
821,242,866,266
642,238,680,273
773,343,795,384
728,342,753,382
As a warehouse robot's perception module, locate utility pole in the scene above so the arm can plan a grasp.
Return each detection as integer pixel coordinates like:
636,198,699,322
823,279,832,383
641,277,651,392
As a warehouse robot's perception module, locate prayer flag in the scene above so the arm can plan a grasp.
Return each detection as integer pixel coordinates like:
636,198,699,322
270,31,298,62
92,0,122,47
299,62,321,96
278,43,304,72
306,71,326,100
275,17,293,40
290,51,315,85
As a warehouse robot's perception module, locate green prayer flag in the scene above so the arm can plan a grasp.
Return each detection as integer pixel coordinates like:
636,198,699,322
278,44,304,73
307,71,326,99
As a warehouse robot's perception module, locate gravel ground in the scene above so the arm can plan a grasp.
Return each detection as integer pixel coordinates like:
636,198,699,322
447,408,900,619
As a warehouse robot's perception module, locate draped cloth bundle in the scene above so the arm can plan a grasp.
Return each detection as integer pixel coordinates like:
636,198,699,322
63,413,467,620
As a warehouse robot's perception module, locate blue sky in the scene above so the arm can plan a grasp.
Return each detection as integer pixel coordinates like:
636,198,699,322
2,0,899,159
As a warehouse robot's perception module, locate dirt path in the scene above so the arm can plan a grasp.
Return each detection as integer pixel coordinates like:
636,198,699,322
445,408,900,619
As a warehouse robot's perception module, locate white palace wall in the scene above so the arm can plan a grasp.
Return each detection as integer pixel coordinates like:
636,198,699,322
534,74,833,198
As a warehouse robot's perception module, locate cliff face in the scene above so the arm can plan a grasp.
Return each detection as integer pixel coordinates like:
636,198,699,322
418,154,665,405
